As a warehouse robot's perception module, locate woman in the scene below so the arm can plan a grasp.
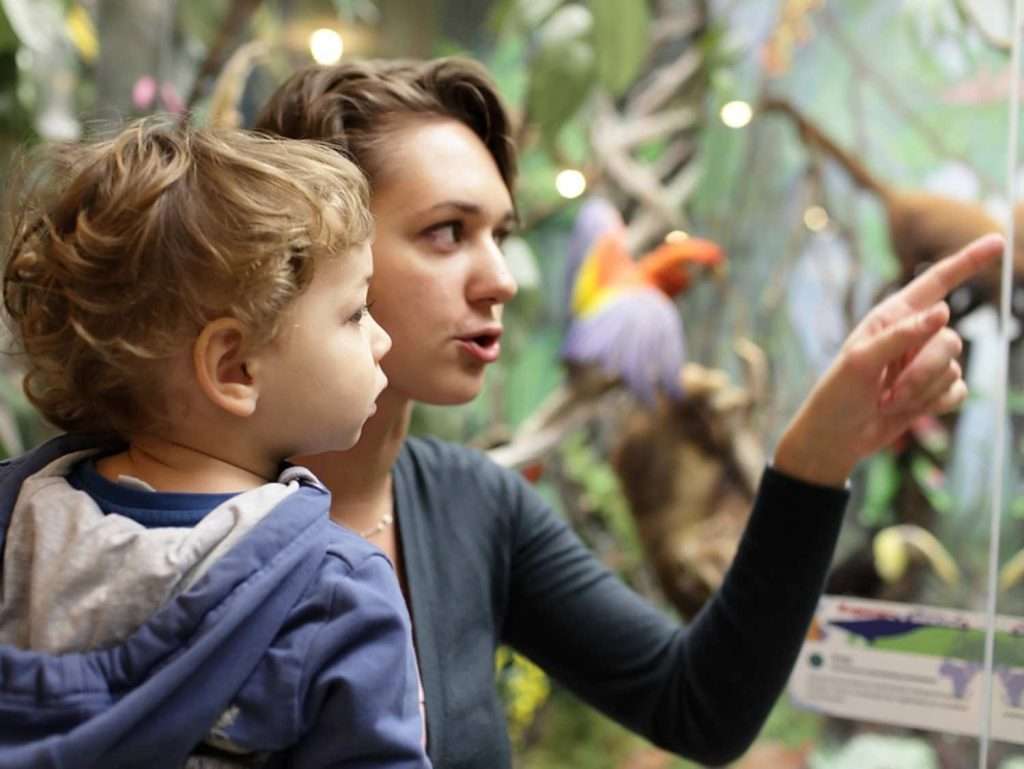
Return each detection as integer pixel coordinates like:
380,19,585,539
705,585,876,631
255,58,998,768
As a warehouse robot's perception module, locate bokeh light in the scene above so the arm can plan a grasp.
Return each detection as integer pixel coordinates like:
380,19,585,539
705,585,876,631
556,169,587,199
803,205,830,231
720,100,753,128
309,28,344,65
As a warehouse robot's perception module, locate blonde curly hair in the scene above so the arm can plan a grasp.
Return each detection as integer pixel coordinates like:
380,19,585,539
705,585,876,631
3,119,372,436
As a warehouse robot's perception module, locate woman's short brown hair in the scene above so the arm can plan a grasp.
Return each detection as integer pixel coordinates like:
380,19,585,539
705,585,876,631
254,57,517,192
3,120,372,436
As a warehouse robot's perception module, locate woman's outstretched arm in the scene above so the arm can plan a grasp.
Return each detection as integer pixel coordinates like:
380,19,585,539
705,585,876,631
503,463,846,765
504,234,1002,764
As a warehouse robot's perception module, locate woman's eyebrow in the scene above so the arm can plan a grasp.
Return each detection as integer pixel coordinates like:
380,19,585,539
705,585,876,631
422,200,480,216
422,201,517,225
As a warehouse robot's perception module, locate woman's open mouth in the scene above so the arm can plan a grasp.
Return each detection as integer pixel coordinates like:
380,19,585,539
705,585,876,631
456,332,502,363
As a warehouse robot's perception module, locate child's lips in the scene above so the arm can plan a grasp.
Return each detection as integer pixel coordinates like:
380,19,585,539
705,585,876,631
370,376,388,411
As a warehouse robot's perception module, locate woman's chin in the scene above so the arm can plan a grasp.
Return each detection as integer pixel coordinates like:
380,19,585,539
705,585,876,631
383,366,487,407
415,377,484,406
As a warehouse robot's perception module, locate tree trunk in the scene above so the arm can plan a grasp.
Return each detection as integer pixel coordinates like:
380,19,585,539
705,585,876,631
94,0,177,121
375,0,438,59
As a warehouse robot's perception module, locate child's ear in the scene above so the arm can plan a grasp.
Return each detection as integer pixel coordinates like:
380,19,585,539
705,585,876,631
193,318,259,418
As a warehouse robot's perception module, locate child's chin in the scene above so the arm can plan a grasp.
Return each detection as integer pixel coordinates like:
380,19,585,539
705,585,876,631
341,425,366,450
303,430,363,457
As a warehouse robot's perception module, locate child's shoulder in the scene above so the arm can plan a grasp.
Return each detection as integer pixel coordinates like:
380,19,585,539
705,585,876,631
317,519,393,572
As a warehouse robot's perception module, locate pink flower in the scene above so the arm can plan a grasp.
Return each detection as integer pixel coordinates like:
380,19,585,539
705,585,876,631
160,82,185,114
132,76,157,110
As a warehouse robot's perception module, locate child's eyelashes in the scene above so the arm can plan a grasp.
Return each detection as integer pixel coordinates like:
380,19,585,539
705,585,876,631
348,301,374,324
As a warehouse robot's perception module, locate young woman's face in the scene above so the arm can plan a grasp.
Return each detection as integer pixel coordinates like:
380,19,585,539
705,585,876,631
368,118,518,405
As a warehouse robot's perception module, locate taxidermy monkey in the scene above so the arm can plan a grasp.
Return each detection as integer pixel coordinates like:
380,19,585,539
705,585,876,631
762,101,1024,604
760,97,1023,323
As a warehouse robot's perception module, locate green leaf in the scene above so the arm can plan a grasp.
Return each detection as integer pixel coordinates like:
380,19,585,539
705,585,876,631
503,328,562,427
910,454,952,515
525,33,594,147
1009,388,1024,414
587,0,649,96
1012,495,1024,520
516,0,563,29
177,0,231,47
535,2,590,43
859,451,900,527
486,29,528,109
0,5,19,51
488,0,519,36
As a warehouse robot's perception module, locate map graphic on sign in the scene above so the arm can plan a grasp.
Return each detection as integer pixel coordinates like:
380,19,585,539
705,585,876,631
789,596,1024,744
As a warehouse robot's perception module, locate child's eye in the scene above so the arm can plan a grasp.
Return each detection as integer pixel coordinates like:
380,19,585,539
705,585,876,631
424,221,463,250
348,301,374,324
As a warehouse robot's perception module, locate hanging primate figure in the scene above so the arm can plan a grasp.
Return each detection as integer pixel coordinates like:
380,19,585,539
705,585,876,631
760,97,1024,325
761,98,1024,606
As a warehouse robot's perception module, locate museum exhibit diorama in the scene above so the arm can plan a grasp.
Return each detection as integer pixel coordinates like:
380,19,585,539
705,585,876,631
0,1,1020,767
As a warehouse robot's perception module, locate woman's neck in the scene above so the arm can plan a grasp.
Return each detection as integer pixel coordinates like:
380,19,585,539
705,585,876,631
292,388,413,515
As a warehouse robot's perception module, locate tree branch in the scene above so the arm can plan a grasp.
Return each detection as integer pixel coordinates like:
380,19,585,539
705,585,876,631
819,5,1002,192
185,0,263,110
626,47,703,118
601,106,699,149
952,0,1011,53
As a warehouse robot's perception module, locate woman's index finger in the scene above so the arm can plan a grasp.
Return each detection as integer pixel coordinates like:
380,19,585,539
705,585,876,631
900,233,1003,309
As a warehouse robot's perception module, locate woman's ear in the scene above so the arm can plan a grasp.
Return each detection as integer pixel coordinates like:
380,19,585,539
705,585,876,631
193,318,259,418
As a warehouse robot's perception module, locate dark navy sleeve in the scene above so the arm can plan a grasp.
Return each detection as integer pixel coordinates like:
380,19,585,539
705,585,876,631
500,464,847,766
288,552,430,769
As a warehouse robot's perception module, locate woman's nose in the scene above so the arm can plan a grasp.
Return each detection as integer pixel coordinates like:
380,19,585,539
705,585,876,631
469,240,518,306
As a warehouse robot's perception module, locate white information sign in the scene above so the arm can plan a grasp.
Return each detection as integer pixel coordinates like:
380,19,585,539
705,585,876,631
789,596,1024,744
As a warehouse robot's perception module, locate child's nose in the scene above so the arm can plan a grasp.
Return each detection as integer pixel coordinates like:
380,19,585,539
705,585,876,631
369,314,391,361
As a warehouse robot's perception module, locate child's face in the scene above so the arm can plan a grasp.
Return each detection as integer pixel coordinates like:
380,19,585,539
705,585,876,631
254,241,390,456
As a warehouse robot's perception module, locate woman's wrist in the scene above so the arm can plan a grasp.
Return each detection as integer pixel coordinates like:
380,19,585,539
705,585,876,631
773,408,856,489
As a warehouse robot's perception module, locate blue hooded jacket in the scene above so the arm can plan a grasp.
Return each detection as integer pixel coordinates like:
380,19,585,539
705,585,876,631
0,434,429,769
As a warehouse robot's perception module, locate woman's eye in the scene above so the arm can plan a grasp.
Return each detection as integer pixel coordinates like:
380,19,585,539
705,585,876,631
424,221,462,249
